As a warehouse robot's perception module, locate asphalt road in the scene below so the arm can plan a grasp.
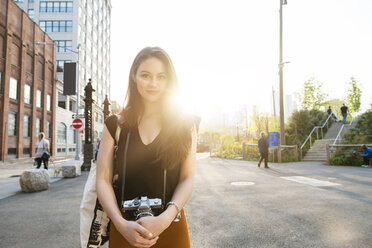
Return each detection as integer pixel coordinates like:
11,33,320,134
0,157,371,248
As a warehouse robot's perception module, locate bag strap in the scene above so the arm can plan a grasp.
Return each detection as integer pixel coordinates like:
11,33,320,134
120,132,131,208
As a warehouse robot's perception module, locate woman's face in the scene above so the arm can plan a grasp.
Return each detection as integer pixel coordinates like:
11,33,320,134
134,57,168,104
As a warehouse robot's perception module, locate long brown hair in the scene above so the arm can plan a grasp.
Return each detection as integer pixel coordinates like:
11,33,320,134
119,47,193,169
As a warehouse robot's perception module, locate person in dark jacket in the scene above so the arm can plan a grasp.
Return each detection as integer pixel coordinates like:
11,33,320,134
258,131,269,168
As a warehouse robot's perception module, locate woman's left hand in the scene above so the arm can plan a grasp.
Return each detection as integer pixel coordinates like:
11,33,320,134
136,216,170,238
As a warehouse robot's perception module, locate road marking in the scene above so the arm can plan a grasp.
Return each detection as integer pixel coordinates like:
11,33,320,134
231,181,255,186
281,176,341,187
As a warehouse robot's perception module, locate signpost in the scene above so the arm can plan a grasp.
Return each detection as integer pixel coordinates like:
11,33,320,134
269,132,279,162
72,118,83,129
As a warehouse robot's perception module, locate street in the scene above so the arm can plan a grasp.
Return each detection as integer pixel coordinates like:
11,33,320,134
1,156,371,248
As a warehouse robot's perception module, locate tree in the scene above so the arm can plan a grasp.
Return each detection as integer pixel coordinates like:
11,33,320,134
298,77,328,111
346,76,362,113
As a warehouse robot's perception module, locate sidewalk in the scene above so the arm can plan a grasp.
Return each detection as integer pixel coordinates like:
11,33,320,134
0,156,77,200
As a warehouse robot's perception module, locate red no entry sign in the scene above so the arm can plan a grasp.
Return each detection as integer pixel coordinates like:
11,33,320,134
72,118,83,129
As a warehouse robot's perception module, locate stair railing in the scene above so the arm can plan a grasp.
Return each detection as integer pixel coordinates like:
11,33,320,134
333,114,355,145
300,112,335,159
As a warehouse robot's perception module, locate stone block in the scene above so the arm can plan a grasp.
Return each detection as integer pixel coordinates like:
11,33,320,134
19,169,50,192
61,160,82,178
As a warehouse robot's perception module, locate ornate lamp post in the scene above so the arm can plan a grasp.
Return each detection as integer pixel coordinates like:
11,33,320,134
81,79,95,171
103,94,111,120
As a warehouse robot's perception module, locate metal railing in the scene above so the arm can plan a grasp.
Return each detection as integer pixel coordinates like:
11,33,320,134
242,143,298,162
300,112,336,159
333,115,355,145
326,143,372,165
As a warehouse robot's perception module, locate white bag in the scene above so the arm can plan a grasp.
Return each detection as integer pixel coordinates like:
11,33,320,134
80,122,121,248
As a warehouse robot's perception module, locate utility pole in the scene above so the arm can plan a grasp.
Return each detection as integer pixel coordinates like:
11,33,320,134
278,0,287,162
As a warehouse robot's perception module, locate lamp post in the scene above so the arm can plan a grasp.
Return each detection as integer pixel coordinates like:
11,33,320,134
36,42,81,161
278,0,288,162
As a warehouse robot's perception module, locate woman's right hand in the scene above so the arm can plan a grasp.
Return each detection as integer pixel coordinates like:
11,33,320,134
115,218,159,248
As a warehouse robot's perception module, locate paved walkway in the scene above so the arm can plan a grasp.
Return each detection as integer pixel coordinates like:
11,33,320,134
0,156,76,200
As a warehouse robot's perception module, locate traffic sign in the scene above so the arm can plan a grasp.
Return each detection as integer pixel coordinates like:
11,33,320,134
72,114,85,119
72,118,83,129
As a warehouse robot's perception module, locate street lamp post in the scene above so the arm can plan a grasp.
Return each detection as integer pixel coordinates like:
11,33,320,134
278,0,287,162
36,42,81,161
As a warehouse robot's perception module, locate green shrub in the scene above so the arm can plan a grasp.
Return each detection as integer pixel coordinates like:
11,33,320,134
215,134,242,159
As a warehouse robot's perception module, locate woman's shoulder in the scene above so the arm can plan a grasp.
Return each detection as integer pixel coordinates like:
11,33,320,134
104,114,121,138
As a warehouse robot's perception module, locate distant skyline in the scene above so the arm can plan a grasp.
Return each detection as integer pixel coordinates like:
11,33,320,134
110,0,372,122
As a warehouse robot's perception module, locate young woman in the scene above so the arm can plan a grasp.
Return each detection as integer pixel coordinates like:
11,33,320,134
96,47,197,248
35,132,50,169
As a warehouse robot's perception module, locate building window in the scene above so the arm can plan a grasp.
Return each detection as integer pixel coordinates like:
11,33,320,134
13,0,23,2
40,1,73,13
8,148,17,158
56,40,72,52
36,118,41,137
47,94,51,111
27,9,34,19
10,77,18,100
23,115,30,137
58,123,67,143
24,84,31,104
36,89,42,108
39,20,72,32
69,99,76,112
29,0,34,2
8,112,17,136
23,148,31,157
58,92,66,109
56,60,71,72
46,121,51,138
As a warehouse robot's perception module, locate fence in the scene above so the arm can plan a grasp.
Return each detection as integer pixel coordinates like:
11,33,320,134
242,143,298,162
326,144,372,165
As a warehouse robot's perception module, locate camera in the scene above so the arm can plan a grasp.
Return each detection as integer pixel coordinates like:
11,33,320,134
122,196,163,220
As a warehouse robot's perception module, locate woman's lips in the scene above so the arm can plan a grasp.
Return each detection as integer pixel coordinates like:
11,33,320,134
146,90,159,95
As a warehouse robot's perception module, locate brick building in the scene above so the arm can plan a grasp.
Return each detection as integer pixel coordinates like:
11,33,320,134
0,0,56,160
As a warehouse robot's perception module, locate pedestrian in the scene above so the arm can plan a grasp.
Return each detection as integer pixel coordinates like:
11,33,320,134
34,132,50,169
340,104,349,124
327,106,337,121
94,137,101,161
96,47,196,248
361,144,372,167
258,131,269,168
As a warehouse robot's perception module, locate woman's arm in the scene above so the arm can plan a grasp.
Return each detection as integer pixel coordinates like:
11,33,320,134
96,125,158,248
137,126,197,235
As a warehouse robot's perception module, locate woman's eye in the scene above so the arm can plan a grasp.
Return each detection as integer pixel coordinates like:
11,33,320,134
141,74,150,79
158,75,167,80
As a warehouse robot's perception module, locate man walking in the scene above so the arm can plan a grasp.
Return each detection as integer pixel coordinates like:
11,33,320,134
340,104,349,124
258,131,269,168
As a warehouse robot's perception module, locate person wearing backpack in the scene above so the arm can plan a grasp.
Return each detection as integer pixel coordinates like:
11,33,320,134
96,47,197,248
35,132,50,169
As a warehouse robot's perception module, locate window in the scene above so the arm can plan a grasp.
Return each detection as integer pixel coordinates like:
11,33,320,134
23,148,30,157
27,9,34,20
56,60,71,72
29,0,34,2
47,94,51,111
36,118,41,137
13,0,23,2
56,40,72,52
46,121,51,138
24,84,31,104
23,115,30,137
58,123,67,143
69,99,76,112
58,92,66,109
8,112,17,136
10,77,18,100
39,20,72,32
36,89,42,108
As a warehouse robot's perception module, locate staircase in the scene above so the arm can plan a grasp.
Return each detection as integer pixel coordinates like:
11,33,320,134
302,122,344,162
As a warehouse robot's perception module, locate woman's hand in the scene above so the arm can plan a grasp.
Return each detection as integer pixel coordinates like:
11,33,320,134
136,215,170,238
115,218,159,248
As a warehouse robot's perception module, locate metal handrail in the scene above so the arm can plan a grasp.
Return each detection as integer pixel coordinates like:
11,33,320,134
332,114,355,145
300,112,335,159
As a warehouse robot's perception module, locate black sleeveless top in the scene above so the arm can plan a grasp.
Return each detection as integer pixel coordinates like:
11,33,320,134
105,115,181,205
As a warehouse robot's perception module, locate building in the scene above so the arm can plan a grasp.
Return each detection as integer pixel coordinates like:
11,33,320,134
14,0,111,155
0,0,56,160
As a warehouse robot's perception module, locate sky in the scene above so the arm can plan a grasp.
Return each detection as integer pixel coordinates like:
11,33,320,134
110,0,372,123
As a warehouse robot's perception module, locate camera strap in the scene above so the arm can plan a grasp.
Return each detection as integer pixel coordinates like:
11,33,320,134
120,131,131,206
163,169,167,207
